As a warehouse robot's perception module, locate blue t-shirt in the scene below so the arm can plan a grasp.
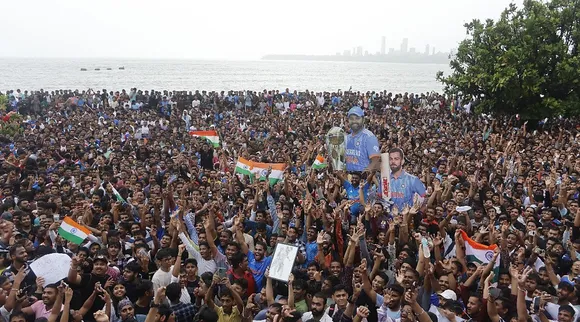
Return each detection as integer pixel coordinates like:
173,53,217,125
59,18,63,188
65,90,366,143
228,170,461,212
248,251,272,291
344,181,370,216
345,129,380,172
306,241,318,265
390,171,427,210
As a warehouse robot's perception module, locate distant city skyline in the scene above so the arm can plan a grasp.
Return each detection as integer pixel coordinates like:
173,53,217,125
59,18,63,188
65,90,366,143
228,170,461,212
336,37,450,58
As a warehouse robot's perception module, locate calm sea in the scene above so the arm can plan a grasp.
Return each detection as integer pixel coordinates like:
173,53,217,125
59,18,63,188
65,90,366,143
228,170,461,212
0,58,451,93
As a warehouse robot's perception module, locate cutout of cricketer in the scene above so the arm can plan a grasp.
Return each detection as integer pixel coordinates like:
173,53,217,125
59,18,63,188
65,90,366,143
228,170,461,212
388,147,426,210
345,106,380,177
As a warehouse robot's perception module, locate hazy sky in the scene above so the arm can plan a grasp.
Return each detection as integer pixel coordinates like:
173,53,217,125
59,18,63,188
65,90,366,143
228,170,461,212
1,0,522,60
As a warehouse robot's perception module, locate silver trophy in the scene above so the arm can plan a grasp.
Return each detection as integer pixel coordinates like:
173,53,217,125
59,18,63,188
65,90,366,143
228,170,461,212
326,126,346,171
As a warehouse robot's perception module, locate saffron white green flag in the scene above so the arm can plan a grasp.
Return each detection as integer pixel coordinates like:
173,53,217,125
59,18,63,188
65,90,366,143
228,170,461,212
235,158,253,176
234,157,285,185
58,217,90,245
110,183,126,203
312,155,327,170
190,130,220,148
461,230,500,282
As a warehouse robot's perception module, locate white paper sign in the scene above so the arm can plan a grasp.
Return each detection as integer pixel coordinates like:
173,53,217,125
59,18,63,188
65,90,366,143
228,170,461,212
30,253,72,287
269,243,299,283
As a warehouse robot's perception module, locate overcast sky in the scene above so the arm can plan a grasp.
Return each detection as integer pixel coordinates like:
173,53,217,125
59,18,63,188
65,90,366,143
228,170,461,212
1,0,522,60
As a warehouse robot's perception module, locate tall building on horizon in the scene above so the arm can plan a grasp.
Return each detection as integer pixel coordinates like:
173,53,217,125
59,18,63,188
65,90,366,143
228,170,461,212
425,44,430,56
356,46,363,56
432,47,436,55
381,36,386,55
400,38,409,53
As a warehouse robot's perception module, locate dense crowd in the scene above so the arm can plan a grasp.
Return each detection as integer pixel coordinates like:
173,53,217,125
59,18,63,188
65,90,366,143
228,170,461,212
0,87,577,322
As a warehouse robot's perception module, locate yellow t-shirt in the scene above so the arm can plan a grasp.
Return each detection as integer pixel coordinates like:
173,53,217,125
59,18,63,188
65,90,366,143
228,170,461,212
216,306,241,322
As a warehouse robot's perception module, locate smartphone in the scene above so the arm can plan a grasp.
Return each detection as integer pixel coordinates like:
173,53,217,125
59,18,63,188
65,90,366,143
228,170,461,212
532,296,541,313
217,267,227,279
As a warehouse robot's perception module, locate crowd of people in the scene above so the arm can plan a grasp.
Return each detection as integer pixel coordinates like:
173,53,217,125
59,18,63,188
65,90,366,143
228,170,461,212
0,87,577,322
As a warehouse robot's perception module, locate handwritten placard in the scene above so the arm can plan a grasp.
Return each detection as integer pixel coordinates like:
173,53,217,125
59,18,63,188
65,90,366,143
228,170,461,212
30,253,72,287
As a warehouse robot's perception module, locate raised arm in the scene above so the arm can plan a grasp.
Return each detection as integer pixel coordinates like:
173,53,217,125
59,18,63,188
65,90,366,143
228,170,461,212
172,245,186,278
234,217,249,255
287,273,295,309
359,259,377,305
484,272,500,322
265,269,274,306
145,287,165,322
223,277,244,313
516,267,533,322
60,287,73,322
176,220,201,258
48,283,64,322
204,216,219,258
406,289,432,322
67,255,83,285
205,275,219,311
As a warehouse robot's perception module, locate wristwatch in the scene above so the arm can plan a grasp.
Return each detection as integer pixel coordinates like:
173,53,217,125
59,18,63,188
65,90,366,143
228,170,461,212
150,302,161,308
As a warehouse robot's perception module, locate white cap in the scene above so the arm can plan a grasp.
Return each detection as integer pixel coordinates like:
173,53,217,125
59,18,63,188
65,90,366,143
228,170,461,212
438,290,457,301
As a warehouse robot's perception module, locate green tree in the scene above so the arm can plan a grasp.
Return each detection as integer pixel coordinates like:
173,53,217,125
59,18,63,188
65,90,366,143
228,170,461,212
0,94,7,112
437,0,580,118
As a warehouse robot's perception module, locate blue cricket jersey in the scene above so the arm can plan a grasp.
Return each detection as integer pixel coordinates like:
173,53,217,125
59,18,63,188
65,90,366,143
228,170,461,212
345,129,380,172
390,171,427,210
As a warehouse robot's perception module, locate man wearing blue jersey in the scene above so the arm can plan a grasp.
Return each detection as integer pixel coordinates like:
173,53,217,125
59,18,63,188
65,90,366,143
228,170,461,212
345,106,380,176
389,147,426,210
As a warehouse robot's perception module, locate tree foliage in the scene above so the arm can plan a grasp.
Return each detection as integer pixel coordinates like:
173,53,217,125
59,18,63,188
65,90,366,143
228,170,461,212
437,0,580,118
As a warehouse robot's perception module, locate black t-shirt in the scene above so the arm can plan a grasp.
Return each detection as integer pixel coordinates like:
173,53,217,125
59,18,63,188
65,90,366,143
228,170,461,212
199,149,214,170
134,303,150,315
69,273,110,322
186,279,200,300
123,279,139,302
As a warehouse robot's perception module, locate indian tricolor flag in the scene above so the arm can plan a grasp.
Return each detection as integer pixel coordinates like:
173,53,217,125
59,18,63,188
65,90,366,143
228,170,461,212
235,157,286,185
235,158,253,176
58,217,90,245
461,230,500,281
312,155,327,170
190,130,220,148
110,183,126,204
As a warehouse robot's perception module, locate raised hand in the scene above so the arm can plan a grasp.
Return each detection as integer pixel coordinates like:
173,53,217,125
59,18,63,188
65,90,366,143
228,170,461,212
71,255,82,268
222,277,232,288
104,277,114,289
485,271,495,286
517,266,533,289
316,231,325,245
356,306,370,318
36,277,45,290
405,289,418,304
154,286,166,305
178,244,186,256
401,205,410,216
432,233,443,247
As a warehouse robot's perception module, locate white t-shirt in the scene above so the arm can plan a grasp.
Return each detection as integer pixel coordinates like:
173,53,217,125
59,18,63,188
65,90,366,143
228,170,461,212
301,311,333,322
429,305,465,322
152,267,173,293
170,276,192,304
179,232,227,275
